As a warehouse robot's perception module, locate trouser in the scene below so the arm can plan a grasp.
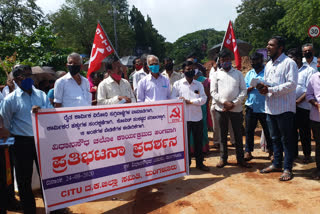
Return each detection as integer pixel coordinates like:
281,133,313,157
215,110,244,162
266,112,295,171
311,120,320,171
187,120,204,166
295,107,311,157
245,106,272,152
12,136,39,214
0,147,9,214
210,105,235,144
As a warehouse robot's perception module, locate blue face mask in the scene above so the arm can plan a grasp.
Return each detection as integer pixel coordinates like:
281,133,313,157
21,78,34,91
149,65,160,74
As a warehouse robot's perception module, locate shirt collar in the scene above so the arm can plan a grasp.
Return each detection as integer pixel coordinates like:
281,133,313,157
254,66,265,75
182,78,195,85
273,53,286,64
65,72,73,79
302,56,317,64
15,85,36,96
147,73,163,80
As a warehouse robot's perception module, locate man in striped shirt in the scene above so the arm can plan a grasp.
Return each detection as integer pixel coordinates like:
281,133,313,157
258,36,298,181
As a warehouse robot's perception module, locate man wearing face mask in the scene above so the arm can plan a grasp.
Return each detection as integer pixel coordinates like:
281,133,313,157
171,61,209,171
288,48,316,163
129,57,143,88
133,54,149,95
97,56,136,105
162,57,183,89
54,52,92,107
244,52,273,161
302,43,317,70
211,49,250,168
0,66,52,214
137,55,170,102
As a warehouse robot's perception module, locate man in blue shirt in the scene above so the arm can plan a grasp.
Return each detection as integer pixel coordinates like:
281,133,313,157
0,65,52,214
244,53,273,161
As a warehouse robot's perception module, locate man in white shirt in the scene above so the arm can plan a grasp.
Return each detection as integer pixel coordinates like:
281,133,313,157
133,54,149,94
2,76,17,98
137,55,170,102
162,57,183,89
302,43,317,70
171,61,209,171
288,48,316,163
211,49,250,168
129,57,143,87
97,56,136,105
258,36,298,181
54,53,92,107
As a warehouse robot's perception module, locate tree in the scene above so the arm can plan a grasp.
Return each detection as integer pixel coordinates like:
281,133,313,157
170,29,224,64
277,0,320,47
0,0,43,39
234,0,285,50
0,26,72,72
129,6,166,59
49,0,135,56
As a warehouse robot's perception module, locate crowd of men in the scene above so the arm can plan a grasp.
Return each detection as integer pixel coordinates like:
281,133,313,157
1,35,320,213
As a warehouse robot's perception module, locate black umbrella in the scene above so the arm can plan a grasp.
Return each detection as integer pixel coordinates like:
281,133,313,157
208,39,253,57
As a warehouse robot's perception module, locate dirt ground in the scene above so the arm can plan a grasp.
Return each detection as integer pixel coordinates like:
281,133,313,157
9,131,320,214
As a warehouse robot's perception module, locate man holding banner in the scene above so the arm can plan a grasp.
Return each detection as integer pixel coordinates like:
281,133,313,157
0,66,52,214
54,53,92,108
97,56,136,105
137,55,171,102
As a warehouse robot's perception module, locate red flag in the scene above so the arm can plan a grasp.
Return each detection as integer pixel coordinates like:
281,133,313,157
222,21,241,70
87,22,114,78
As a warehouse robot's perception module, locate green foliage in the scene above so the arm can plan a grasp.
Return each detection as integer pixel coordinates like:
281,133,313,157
277,0,320,47
49,0,135,56
234,0,285,50
169,29,224,64
129,6,166,59
0,26,72,71
0,0,43,39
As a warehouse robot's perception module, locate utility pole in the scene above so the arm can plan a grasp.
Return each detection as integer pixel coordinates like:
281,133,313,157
112,4,118,51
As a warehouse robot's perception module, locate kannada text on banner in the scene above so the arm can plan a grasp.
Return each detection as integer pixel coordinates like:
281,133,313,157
31,100,188,212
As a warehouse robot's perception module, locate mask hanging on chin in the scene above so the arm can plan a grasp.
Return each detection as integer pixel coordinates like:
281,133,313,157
135,64,143,71
21,78,34,91
68,65,81,76
111,73,122,81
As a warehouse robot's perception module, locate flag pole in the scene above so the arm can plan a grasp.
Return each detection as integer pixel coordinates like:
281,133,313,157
216,20,230,64
97,20,121,60
220,21,230,52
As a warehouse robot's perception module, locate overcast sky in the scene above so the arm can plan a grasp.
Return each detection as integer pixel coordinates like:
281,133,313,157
37,0,242,43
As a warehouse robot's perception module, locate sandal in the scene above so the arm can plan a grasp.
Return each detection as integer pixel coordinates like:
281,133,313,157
216,160,228,168
311,171,320,180
260,165,282,174
279,170,293,181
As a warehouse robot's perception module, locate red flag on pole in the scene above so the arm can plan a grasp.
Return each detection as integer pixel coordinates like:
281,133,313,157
87,22,115,79
222,21,241,70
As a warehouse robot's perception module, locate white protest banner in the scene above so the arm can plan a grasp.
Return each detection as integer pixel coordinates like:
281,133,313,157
31,100,188,212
